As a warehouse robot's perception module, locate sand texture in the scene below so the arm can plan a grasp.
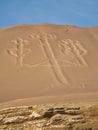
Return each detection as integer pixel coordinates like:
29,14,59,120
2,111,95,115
0,24,98,105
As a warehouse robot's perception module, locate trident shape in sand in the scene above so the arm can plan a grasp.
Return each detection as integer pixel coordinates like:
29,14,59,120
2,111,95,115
30,32,69,85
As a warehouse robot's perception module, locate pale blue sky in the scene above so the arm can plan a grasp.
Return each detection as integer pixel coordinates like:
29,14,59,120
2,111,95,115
0,0,98,28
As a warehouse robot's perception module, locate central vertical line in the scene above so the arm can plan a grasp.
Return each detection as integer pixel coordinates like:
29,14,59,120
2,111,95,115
17,39,24,67
38,35,69,85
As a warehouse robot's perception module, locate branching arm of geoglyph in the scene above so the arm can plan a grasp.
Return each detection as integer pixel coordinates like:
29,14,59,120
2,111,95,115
58,39,88,67
6,38,30,67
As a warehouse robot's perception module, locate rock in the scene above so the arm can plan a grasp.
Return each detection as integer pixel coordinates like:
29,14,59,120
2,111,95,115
66,123,73,129
65,107,81,115
42,108,54,118
54,107,65,114
68,116,85,123
29,112,41,120
65,109,81,115
0,106,33,115
27,119,47,129
50,114,64,122
66,107,80,110
46,114,66,126
0,115,4,125
0,104,97,130
5,110,32,118
3,116,28,125
0,116,3,121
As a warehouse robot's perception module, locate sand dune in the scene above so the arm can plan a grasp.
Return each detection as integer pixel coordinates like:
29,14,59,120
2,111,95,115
0,24,98,105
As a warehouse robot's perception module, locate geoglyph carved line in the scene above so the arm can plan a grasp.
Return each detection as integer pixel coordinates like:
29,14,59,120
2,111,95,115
74,40,88,66
16,39,24,67
6,34,88,86
59,39,88,67
6,38,30,67
30,33,56,58
44,36,69,85
57,59,79,67
41,33,69,85
25,59,49,67
30,34,47,59
59,39,80,66
30,33,69,85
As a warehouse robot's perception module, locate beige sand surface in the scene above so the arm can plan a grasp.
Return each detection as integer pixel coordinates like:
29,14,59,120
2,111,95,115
0,24,98,106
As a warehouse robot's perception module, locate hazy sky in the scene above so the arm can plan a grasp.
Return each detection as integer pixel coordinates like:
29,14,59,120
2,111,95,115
0,0,98,28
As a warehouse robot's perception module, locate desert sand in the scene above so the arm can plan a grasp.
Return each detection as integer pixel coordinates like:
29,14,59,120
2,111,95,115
0,24,98,107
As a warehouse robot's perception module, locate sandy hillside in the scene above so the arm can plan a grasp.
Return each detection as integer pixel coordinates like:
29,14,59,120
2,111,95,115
0,24,98,105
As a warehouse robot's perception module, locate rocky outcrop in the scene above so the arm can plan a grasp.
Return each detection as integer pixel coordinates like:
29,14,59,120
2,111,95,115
42,108,54,118
29,111,41,120
65,107,81,115
3,116,28,124
0,104,98,130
